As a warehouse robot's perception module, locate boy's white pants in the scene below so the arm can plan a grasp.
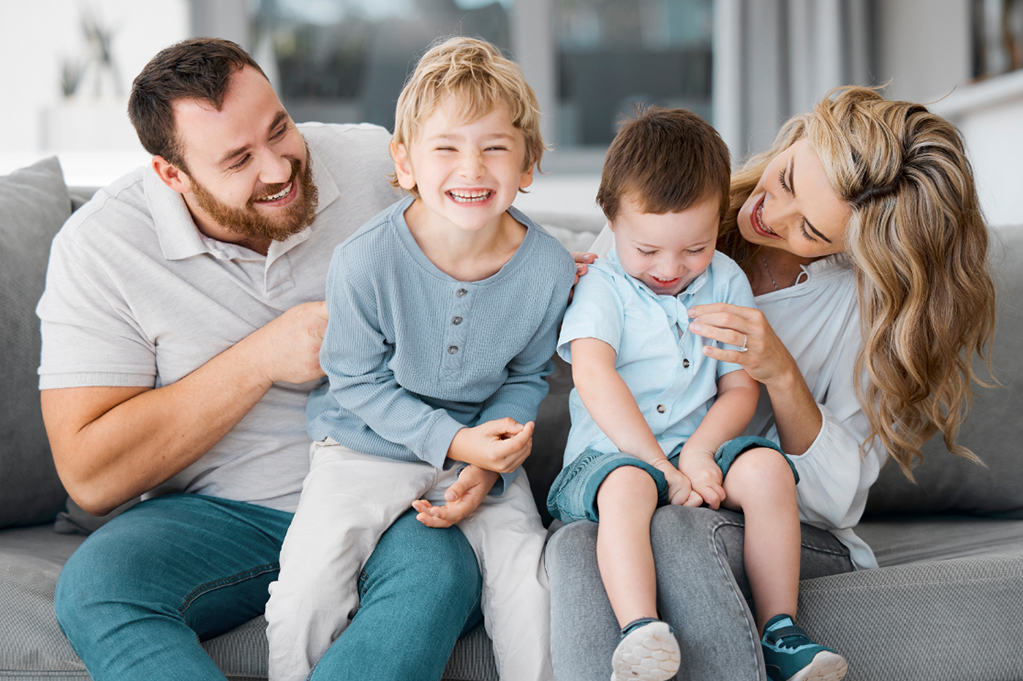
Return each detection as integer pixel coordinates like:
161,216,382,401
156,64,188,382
265,440,553,681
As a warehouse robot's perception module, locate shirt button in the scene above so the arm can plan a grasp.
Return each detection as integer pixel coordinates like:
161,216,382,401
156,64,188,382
452,316,462,325
456,288,467,298
448,346,459,354
656,404,666,414
682,359,690,368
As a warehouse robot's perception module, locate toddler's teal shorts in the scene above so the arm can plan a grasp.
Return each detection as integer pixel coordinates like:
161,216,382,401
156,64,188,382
546,435,797,524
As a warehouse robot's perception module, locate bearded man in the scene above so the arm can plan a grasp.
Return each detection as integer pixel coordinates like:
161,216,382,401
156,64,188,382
39,38,484,681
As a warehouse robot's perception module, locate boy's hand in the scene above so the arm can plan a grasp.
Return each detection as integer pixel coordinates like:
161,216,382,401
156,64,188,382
654,459,702,507
678,449,726,510
447,418,533,474
412,465,499,528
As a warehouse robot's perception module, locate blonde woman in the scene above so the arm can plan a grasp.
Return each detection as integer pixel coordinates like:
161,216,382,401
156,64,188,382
548,86,996,681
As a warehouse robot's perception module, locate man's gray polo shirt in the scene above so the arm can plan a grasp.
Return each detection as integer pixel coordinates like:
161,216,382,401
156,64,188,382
37,123,398,513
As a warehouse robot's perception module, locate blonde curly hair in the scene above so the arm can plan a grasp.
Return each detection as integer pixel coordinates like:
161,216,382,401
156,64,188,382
719,86,997,479
390,36,544,197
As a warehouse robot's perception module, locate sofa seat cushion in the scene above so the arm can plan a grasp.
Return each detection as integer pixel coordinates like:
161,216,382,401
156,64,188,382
0,525,85,678
0,157,72,529
796,549,1023,681
857,516,1023,567
794,517,1023,680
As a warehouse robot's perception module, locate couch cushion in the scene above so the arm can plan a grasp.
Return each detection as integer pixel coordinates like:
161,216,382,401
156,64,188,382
0,157,71,528
856,516,1023,567
797,548,1023,681
0,525,87,678
866,225,1023,518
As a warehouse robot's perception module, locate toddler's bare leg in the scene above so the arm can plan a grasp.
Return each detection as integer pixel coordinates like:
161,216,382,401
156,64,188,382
720,447,800,634
595,466,661,627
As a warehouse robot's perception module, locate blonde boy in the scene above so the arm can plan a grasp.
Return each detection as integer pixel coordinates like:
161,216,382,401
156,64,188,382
263,38,574,681
548,108,846,681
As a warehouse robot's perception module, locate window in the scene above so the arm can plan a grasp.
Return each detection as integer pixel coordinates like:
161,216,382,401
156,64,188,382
252,0,714,158
972,0,1023,79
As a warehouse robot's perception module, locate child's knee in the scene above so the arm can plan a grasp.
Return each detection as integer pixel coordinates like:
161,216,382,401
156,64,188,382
725,448,795,495
597,465,658,509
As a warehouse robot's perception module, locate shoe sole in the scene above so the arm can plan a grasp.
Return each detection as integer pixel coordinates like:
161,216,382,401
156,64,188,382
786,650,848,681
610,621,681,681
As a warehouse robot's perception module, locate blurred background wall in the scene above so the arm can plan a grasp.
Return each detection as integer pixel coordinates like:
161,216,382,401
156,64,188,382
2,0,1021,226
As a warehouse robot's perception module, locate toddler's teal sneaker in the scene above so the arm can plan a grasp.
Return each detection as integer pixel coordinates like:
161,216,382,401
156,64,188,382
610,618,681,681
761,614,847,681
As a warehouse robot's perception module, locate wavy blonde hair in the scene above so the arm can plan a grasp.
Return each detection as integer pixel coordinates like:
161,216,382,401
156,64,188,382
719,86,996,479
390,36,545,196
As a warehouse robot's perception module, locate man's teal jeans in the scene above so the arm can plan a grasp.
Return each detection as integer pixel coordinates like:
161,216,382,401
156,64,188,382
54,493,483,681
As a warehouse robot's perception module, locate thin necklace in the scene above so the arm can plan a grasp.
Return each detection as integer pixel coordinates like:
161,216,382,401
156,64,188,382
761,254,800,290
761,255,779,291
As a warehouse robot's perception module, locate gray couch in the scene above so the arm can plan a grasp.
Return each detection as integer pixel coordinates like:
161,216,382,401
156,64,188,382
2,156,1022,680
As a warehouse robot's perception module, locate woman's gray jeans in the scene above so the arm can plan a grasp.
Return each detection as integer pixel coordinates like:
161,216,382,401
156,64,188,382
545,505,853,681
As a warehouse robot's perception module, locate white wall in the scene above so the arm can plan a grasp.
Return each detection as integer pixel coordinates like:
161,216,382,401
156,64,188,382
873,0,971,104
874,0,1023,227
0,2,189,181
931,70,1023,228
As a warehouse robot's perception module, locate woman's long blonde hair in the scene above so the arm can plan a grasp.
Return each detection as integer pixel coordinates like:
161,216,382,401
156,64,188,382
719,86,996,479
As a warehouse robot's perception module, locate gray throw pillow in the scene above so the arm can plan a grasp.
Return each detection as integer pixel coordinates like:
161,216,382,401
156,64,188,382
866,225,1023,518
0,157,72,528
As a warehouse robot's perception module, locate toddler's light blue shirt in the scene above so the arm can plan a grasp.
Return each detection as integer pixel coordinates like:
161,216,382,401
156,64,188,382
557,248,756,467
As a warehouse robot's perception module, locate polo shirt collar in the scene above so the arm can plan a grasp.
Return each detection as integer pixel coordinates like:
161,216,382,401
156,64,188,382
146,145,340,262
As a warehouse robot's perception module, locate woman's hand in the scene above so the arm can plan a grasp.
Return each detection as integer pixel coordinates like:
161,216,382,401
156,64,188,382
568,252,598,302
687,303,799,387
571,252,597,286
688,302,823,455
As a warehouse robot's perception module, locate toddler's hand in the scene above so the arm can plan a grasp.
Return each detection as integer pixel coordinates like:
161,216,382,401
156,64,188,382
654,459,702,507
447,418,533,474
412,465,498,528
679,449,725,510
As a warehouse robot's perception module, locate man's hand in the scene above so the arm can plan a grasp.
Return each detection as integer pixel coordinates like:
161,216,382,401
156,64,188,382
447,418,533,473
678,449,726,510
245,301,329,386
654,459,702,507
412,465,499,528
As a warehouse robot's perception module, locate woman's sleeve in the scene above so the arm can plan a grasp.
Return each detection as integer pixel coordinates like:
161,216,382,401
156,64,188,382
788,317,886,531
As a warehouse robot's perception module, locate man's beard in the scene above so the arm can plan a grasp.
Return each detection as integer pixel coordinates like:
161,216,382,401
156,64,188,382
190,147,319,243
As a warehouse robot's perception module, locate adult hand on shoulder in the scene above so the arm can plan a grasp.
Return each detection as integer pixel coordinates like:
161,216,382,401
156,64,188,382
448,418,533,474
246,301,329,386
569,252,597,301
412,465,499,528
571,252,597,285
687,303,799,387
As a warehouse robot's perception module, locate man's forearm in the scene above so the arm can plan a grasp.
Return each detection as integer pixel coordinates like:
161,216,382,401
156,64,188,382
42,337,275,515
43,300,329,516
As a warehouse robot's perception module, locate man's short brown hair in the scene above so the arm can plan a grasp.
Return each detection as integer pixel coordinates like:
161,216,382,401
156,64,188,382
128,38,267,170
596,106,731,222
